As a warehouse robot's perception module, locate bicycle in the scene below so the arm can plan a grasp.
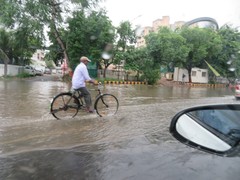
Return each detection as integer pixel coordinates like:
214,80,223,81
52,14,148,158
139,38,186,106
50,82,119,119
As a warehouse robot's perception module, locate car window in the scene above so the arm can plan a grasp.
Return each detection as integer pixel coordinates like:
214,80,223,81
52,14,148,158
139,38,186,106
186,109,240,149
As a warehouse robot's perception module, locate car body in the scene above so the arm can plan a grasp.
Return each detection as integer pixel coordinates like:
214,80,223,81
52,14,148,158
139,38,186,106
23,65,36,76
44,68,51,74
35,69,44,76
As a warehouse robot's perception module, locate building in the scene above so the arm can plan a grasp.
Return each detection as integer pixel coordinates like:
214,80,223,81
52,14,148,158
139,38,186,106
31,49,45,61
136,26,152,47
136,16,185,48
152,16,170,32
170,21,185,30
30,49,46,72
174,67,209,83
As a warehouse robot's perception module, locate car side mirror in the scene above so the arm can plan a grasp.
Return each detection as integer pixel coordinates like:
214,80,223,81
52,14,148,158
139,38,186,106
169,104,240,156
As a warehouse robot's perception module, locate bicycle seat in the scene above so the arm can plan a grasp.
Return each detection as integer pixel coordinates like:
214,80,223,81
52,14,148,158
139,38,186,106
72,88,84,99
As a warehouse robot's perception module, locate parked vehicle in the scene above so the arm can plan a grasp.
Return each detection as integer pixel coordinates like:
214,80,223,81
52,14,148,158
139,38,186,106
35,69,44,76
235,80,240,99
44,68,51,74
23,65,36,76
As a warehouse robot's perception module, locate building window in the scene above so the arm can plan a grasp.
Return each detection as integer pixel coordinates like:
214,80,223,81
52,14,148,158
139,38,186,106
202,72,207,77
192,71,196,76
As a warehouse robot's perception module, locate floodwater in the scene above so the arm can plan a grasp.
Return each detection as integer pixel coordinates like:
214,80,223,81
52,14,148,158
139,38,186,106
0,77,240,180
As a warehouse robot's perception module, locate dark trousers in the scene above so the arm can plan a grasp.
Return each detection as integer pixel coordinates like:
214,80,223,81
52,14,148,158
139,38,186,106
78,87,92,107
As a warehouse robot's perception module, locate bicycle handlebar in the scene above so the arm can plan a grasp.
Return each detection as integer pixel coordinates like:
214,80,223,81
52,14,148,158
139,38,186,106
97,82,103,91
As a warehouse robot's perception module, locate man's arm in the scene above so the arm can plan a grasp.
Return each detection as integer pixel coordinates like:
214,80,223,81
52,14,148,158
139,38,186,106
82,66,97,85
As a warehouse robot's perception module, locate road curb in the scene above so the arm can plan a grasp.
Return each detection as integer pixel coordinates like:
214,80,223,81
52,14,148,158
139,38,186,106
103,81,147,85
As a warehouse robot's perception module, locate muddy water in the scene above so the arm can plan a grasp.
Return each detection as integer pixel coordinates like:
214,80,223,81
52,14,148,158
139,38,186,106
0,78,239,179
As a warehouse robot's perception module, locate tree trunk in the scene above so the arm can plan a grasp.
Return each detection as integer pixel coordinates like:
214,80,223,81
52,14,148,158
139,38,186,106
103,68,106,78
187,68,192,83
51,1,69,70
4,62,8,76
103,62,112,78
0,49,9,77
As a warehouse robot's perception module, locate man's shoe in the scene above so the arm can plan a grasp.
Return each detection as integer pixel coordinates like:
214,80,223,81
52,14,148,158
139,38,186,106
88,110,94,113
86,108,94,113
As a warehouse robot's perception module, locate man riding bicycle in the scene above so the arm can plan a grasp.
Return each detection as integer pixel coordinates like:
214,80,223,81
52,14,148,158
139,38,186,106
71,56,96,113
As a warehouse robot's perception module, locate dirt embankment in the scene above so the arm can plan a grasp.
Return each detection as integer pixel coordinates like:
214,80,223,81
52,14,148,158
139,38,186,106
158,78,180,87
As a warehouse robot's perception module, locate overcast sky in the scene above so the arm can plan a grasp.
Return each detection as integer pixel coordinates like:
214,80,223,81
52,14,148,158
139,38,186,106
100,0,240,28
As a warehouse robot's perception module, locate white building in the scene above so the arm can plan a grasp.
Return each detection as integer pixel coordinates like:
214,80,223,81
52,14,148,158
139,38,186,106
30,49,46,72
174,67,208,83
191,67,209,83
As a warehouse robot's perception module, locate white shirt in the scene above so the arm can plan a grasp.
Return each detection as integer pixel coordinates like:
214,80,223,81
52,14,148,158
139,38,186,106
72,62,91,89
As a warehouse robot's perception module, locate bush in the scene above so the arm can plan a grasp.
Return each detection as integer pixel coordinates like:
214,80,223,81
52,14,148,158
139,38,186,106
142,69,160,85
17,73,33,78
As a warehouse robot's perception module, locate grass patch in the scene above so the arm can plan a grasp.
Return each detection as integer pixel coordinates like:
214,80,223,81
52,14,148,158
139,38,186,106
16,73,33,78
0,73,33,79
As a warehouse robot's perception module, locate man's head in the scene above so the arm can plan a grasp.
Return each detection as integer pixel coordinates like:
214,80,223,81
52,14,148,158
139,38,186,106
80,56,91,64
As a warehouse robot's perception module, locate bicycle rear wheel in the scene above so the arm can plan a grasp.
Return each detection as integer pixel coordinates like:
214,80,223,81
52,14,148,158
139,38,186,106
51,92,80,119
94,94,119,117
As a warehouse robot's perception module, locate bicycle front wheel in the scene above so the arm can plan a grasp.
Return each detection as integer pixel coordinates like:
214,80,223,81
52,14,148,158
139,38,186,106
94,94,119,117
51,93,80,120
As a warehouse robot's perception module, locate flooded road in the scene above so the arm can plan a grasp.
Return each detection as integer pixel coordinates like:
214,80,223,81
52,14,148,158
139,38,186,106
0,77,240,180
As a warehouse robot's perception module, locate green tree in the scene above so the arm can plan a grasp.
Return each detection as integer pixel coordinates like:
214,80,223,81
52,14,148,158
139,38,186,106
0,28,40,75
101,21,137,78
67,10,115,73
0,0,100,66
146,27,189,71
116,21,136,52
0,49,10,77
123,47,148,80
214,25,240,84
180,27,222,82
0,29,11,76
123,47,160,84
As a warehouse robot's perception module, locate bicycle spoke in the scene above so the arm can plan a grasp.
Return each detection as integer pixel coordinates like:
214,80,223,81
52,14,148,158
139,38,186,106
95,94,119,117
51,93,79,119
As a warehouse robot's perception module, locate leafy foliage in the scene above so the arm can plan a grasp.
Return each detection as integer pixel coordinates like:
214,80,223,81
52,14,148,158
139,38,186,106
116,21,136,52
141,61,160,85
0,0,100,66
0,28,39,65
180,27,223,82
145,27,189,70
213,25,240,82
67,10,115,69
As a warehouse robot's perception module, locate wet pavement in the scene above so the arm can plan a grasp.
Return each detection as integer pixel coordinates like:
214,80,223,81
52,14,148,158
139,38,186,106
0,76,240,180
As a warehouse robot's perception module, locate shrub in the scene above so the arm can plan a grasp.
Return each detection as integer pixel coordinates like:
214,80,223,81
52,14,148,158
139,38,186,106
17,73,32,78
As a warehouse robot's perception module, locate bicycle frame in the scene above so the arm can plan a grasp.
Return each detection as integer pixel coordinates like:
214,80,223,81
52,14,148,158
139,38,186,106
71,83,103,108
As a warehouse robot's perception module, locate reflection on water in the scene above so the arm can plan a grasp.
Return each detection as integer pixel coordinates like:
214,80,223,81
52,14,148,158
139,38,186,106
0,79,239,179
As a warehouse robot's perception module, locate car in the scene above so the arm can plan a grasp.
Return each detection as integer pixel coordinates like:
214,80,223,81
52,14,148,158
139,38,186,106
235,80,240,99
170,104,240,157
23,65,36,76
35,69,44,76
44,68,51,74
